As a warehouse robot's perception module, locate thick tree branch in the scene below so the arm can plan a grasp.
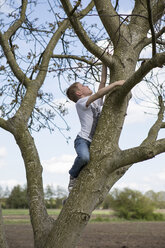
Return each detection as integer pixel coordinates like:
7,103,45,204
152,0,165,24
161,122,165,128
93,0,122,44
0,118,10,131
117,52,165,98
111,138,165,172
146,0,156,56
4,0,28,40
35,19,70,84
130,0,148,31
130,0,165,50
60,0,114,67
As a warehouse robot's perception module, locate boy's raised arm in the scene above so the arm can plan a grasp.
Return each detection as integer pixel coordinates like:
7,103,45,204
86,80,125,107
98,64,107,90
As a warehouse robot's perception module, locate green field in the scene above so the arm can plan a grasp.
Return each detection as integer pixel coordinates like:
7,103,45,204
2,209,117,224
2,209,165,224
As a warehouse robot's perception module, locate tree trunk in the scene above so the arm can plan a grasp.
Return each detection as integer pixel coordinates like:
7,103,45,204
9,121,55,248
0,204,8,248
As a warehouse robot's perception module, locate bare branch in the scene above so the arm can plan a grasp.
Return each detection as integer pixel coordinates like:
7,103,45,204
152,0,165,24
118,52,165,98
35,19,70,84
69,0,81,17
161,122,165,128
141,27,165,48
93,0,123,44
157,40,165,45
0,1,30,87
52,54,98,65
0,32,30,87
4,0,28,40
114,0,119,11
60,0,114,67
146,0,156,56
36,0,95,84
141,95,165,145
0,118,10,131
109,138,165,173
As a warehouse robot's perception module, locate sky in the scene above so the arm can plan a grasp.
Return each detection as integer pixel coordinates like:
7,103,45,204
0,0,165,194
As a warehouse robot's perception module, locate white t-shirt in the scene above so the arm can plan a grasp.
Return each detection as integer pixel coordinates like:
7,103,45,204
76,96,103,142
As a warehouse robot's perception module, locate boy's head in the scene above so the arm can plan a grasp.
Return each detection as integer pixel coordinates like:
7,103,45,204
66,82,92,102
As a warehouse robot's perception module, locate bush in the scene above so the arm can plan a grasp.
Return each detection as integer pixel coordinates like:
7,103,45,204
109,188,164,221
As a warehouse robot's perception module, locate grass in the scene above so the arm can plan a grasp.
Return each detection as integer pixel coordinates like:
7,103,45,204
4,219,31,224
2,209,165,224
2,209,29,215
2,209,61,225
2,209,61,216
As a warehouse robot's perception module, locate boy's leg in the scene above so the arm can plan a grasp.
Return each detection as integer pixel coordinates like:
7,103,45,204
69,135,90,178
68,136,90,191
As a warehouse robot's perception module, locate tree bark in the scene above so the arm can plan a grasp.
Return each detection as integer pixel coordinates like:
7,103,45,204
0,204,8,248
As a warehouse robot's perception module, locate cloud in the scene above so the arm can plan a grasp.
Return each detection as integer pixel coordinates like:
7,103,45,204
125,98,157,125
112,181,152,193
0,147,7,168
118,8,132,15
0,147,7,157
42,154,75,174
140,45,152,59
125,100,148,124
0,179,22,189
157,170,165,180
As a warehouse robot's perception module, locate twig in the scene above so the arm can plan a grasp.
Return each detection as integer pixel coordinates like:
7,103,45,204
146,0,156,56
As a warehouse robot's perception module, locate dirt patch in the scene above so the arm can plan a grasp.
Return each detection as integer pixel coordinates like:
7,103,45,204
5,222,165,248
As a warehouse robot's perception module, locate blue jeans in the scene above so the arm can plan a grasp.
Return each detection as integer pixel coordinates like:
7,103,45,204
69,135,91,178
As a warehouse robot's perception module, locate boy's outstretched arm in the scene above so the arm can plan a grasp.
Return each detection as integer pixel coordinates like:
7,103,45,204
86,80,125,107
98,64,107,90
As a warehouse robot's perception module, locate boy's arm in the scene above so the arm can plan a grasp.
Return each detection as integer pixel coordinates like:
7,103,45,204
86,80,125,107
98,64,107,90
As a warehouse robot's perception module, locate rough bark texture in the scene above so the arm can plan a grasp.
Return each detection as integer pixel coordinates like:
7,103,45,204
0,204,8,248
0,0,165,247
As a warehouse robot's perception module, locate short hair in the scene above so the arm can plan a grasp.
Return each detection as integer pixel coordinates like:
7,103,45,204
66,82,80,103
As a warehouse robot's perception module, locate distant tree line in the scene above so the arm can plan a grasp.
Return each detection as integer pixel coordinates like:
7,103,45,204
0,185,165,221
0,185,67,209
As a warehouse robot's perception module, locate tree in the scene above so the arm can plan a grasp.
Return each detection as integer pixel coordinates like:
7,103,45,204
145,190,165,208
6,185,28,209
44,185,67,208
109,188,163,220
0,0,165,247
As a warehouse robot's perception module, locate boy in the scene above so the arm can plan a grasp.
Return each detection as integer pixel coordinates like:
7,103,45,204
66,64,124,192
